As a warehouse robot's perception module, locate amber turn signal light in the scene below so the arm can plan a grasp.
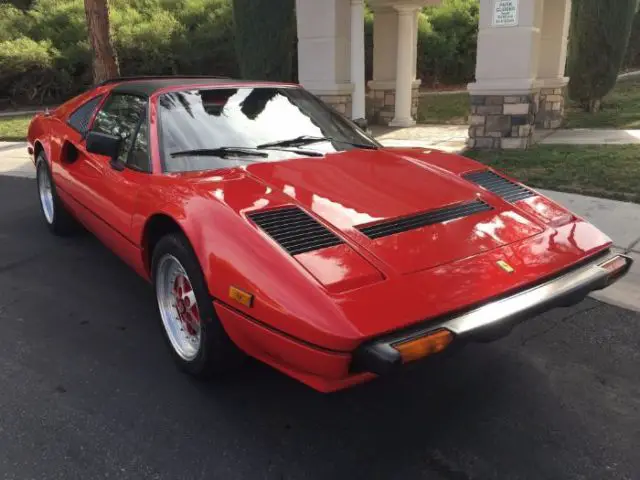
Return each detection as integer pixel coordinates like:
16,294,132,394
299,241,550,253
599,256,630,284
228,286,254,308
393,329,453,363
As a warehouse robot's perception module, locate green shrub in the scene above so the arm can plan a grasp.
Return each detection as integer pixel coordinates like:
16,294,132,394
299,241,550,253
0,37,64,103
3,0,34,10
364,6,373,82
0,4,34,41
27,0,92,92
568,0,637,111
419,0,479,86
170,0,238,76
624,8,640,68
112,7,183,75
232,0,296,81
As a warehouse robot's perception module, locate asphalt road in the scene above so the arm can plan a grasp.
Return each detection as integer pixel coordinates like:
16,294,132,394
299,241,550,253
0,175,639,480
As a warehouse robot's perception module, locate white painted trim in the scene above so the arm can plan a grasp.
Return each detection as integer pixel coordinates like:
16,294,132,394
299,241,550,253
536,76,569,89
467,78,543,95
350,0,366,119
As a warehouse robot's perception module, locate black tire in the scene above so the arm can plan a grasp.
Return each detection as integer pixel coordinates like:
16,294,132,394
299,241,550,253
151,232,244,378
35,153,76,236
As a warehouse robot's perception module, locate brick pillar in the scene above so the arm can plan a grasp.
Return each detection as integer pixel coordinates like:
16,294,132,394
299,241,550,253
467,92,539,150
536,85,566,129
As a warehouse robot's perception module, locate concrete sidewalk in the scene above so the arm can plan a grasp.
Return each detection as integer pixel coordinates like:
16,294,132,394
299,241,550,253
535,190,640,313
372,124,468,152
372,124,640,150
0,141,32,178
536,128,640,145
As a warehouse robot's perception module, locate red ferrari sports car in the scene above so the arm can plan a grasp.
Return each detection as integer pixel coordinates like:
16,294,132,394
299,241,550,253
28,76,632,392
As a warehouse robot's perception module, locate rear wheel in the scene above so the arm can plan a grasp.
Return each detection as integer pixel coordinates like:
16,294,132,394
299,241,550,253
152,233,244,378
35,153,76,235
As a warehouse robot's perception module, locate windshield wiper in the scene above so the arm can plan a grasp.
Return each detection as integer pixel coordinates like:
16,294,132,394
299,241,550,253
257,135,378,150
171,145,324,159
170,147,269,159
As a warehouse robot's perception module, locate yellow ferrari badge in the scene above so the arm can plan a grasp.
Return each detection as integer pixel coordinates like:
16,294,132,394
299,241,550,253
497,260,515,274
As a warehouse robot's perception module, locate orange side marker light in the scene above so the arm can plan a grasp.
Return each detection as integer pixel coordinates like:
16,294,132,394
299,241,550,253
229,286,254,308
393,329,453,363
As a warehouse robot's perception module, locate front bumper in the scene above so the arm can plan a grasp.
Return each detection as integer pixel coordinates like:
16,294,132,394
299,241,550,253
352,252,633,375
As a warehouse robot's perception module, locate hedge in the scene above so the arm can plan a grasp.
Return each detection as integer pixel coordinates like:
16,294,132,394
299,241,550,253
567,0,637,111
0,0,479,106
624,7,640,69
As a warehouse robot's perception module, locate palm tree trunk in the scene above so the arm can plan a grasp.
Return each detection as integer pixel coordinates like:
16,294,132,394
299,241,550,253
84,0,119,84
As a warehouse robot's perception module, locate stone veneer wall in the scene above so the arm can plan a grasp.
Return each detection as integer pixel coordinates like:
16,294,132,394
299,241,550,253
536,86,566,129
467,93,540,149
317,94,353,119
366,86,420,125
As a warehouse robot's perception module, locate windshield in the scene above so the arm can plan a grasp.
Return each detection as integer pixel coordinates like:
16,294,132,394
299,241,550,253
158,87,379,172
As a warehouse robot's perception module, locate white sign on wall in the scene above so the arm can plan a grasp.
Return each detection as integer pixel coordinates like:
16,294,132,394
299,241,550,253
493,0,519,27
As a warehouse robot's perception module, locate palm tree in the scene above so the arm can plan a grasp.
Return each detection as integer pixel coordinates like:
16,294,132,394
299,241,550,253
84,0,119,84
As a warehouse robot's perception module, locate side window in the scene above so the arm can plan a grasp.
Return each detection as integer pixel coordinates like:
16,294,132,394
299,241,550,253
127,110,150,172
91,94,147,165
67,95,104,134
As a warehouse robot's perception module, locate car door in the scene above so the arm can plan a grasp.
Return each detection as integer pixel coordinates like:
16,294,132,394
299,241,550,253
62,93,152,263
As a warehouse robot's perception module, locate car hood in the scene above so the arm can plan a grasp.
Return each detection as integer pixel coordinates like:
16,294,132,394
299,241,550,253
246,148,546,274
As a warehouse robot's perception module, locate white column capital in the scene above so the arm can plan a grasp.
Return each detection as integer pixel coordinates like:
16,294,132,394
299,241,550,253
393,4,421,14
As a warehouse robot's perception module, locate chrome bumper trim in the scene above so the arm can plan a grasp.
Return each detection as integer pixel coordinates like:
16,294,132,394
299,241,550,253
441,253,632,335
352,253,633,375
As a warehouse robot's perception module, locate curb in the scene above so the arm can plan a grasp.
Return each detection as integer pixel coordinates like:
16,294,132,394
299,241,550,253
617,69,640,80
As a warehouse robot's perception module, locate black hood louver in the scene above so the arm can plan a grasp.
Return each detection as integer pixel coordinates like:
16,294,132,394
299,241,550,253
463,170,535,203
357,200,493,240
248,206,344,255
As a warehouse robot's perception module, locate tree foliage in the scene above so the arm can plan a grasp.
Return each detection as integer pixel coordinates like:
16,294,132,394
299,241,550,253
567,0,637,112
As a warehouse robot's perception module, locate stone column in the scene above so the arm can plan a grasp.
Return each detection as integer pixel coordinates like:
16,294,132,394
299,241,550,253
390,5,420,127
468,0,545,149
350,0,366,120
536,0,571,129
296,0,353,117
367,3,422,125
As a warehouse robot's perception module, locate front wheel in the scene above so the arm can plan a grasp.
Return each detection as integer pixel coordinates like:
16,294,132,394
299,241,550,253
152,233,244,378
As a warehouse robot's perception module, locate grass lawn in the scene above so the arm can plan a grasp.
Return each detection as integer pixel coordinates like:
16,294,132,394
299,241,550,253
417,92,469,125
466,145,640,204
0,115,32,141
416,77,640,128
564,78,640,129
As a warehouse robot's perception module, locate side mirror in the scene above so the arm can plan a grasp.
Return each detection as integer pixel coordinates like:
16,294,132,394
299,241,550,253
85,131,124,171
353,117,369,132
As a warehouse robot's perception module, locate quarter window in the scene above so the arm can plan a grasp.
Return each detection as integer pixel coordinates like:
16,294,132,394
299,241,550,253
67,95,104,134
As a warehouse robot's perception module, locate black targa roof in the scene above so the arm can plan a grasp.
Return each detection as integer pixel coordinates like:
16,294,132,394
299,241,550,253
106,76,290,97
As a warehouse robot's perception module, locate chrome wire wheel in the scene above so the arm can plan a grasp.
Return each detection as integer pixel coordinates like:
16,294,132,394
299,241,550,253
155,254,203,361
37,162,54,225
